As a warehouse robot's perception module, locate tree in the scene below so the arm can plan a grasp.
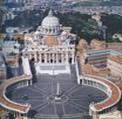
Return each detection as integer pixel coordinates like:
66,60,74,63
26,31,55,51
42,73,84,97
101,14,122,42
101,14,122,35
81,19,99,43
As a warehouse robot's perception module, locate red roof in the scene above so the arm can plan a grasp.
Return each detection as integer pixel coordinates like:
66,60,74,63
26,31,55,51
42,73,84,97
0,75,31,113
86,75,121,111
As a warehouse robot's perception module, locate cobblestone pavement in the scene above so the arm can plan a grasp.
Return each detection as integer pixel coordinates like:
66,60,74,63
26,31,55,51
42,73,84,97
8,66,107,119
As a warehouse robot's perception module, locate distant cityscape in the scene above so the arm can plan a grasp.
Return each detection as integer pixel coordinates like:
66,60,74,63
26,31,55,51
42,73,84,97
1,0,122,15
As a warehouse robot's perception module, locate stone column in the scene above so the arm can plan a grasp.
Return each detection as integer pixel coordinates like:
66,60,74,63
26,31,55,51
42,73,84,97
46,53,48,63
29,53,31,60
60,53,62,63
50,53,52,63
59,53,61,63
28,53,31,60
82,79,84,85
14,112,17,118
47,53,49,63
92,112,99,119
49,53,51,63
66,52,69,64
54,53,56,63
27,81,29,86
61,53,63,64
23,113,28,119
62,53,65,63
50,53,53,63
56,53,58,63
39,53,42,63
44,53,47,63
34,53,37,62
30,80,32,85
72,52,75,64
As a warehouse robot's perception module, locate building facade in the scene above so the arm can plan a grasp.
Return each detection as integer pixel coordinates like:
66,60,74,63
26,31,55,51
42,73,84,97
0,54,6,80
22,10,76,74
107,56,122,79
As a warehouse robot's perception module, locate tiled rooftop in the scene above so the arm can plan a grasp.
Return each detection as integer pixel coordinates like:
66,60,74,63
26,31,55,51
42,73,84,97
108,56,122,65
86,75,121,111
82,64,110,77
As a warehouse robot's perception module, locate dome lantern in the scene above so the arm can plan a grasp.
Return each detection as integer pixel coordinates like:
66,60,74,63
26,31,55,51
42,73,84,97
48,9,53,16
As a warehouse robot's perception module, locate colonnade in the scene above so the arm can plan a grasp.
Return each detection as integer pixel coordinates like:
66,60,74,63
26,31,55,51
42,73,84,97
13,111,28,119
81,78,110,95
77,75,121,119
79,76,110,119
26,51,75,64
16,80,33,89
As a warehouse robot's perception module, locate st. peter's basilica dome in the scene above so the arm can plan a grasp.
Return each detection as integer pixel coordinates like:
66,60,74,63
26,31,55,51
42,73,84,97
40,10,61,36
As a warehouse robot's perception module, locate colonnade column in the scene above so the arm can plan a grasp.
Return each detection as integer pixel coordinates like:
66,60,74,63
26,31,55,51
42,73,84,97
61,53,64,64
72,52,75,64
82,79,84,85
66,52,69,64
47,53,49,63
34,53,37,62
27,81,29,86
36,52,71,64
52,53,54,63
29,54,31,60
44,53,47,63
56,53,59,63
63,53,65,63
39,53,42,63
29,80,33,85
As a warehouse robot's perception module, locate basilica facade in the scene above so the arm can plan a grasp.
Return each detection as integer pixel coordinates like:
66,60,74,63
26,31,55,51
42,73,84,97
22,10,76,74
